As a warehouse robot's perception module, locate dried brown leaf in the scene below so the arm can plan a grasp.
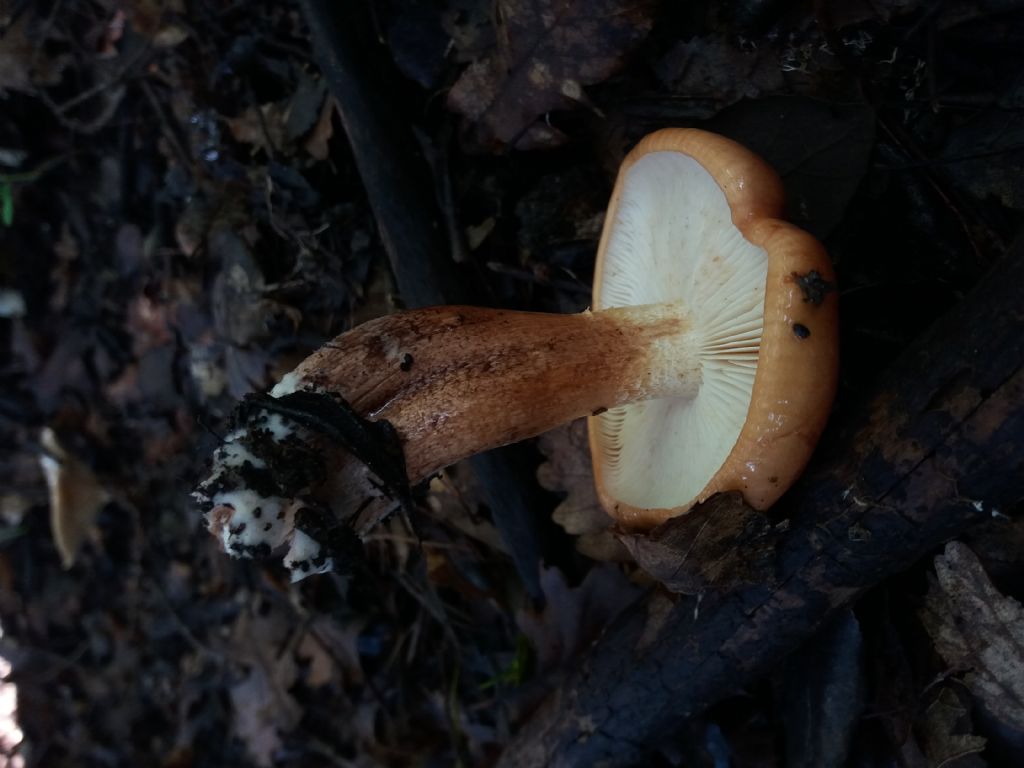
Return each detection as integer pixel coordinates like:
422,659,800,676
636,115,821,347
227,102,288,155
922,542,1024,735
303,96,336,161
307,615,367,686
38,427,110,569
447,0,655,149
0,14,70,93
297,632,335,688
125,0,186,43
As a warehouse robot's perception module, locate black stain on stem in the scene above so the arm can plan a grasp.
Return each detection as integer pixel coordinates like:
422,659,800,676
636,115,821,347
242,391,416,515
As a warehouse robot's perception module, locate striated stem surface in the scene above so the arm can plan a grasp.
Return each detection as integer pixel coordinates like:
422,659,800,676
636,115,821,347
282,304,697,481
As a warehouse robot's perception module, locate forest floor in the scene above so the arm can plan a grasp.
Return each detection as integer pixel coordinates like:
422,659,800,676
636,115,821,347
1,0,1024,766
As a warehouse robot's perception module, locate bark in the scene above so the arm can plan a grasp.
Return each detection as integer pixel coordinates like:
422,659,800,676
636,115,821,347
296,0,465,308
498,238,1024,766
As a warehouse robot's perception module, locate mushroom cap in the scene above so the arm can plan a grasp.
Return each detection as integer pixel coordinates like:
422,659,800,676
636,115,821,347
589,128,838,528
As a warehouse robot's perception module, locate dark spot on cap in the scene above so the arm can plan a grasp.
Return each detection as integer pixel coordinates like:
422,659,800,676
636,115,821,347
769,476,779,484
400,353,414,372
792,323,811,340
264,522,273,532
592,407,608,416
253,506,262,518
229,522,247,536
792,270,835,306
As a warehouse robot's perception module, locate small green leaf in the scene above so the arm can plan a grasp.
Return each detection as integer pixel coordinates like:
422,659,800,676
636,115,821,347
479,635,532,690
0,183,13,227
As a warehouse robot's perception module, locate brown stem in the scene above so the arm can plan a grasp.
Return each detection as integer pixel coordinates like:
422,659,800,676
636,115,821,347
281,304,697,481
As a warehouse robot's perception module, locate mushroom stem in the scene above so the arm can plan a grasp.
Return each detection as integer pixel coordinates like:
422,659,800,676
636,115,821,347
280,303,700,482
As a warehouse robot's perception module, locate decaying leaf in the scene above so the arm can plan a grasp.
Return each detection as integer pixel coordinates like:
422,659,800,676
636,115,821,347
536,420,625,561
447,0,655,149
617,492,779,594
303,96,336,161
440,0,495,63
230,667,299,767
38,427,110,569
229,611,303,767
427,465,506,553
655,35,784,113
922,542,1024,737
517,563,642,671
228,74,331,159
0,13,70,93
918,685,987,765
126,0,187,44
227,102,289,155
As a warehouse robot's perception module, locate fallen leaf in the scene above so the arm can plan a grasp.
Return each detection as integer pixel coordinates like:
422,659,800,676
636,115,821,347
125,0,187,43
297,632,335,688
440,0,496,63
516,563,642,671
227,102,289,155
38,427,110,569
426,466,506,553
918,685,987,766
655,35,784,112
617,492,779,594
303,96,336,161
447,0,655,150
536,420,626,562
286,73,327,141
306,615,367,686
228,610,303,767
0,13,70,93
921,542,1024,737
230,667,298,767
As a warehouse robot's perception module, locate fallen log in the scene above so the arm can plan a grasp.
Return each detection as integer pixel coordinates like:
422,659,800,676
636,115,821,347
498,236,1024,766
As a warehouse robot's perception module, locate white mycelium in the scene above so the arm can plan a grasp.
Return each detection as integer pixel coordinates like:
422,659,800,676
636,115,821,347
195,386,334,581
283,528,334,582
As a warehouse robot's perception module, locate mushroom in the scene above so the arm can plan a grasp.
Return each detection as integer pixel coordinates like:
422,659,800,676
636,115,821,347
193,128,838,578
